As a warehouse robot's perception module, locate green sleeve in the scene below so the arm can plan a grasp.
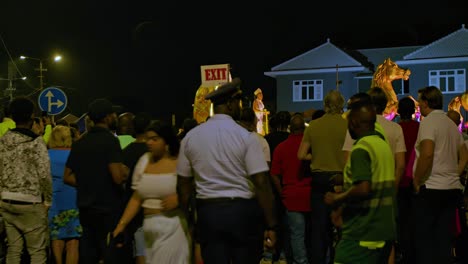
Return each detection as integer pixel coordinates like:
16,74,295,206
42,124,52,144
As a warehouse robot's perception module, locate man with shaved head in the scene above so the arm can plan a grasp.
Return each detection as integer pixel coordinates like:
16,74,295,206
117,112,136,149
325,101,397,263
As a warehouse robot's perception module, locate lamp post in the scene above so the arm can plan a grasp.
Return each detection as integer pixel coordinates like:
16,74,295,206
20,55,62,90
0,77,27,101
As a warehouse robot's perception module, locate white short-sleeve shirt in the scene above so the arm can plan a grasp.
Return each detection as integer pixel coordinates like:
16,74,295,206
414,110,464,189
342,115,406,155
177,114,269,199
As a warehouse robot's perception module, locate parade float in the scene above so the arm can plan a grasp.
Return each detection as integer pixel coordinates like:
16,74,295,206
370,58,412,120
192,64,231,124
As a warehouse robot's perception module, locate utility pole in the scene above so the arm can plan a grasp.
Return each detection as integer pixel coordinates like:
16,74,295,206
21,56,53,91
0,77,25,102
36,59,47,90
7,62,16,101
6,79,14,102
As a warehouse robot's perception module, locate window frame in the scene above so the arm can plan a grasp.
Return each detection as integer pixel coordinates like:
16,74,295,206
428,69,466,94
292,79,323,102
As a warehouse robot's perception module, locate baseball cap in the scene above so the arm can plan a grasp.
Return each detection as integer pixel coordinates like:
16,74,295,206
204,77,242,105
87,98,122,122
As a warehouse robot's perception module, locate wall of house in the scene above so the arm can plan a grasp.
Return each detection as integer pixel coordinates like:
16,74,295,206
276,72,360,113
357,77,373,94
405,61,468,111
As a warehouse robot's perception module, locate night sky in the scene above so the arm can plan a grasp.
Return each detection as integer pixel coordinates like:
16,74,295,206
1,1,467,125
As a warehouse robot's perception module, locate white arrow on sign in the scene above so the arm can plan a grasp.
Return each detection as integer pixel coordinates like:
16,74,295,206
45,90,64,112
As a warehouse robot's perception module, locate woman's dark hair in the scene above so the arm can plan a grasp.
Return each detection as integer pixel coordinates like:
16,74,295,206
270,111,291,131
133,112,152,135
146,120,180,156
9,96,35,124
398,97,415,119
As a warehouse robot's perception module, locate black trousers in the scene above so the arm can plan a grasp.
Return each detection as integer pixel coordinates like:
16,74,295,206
78,209,133,264
196,198,263,264
413,187,461,264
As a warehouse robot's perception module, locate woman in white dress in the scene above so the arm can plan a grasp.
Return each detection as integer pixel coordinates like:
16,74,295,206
253,88,265,135
113,120,191,264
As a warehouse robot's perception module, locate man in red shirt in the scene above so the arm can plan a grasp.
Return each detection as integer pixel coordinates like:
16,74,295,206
396,96,419,263
271,113,311,264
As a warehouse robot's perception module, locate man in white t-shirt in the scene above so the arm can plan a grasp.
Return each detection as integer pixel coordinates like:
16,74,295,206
343,88,406,186
413,86,468,263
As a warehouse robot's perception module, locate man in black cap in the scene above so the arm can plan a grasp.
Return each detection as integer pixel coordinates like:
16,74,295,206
177,78,278,264
64,98,132,263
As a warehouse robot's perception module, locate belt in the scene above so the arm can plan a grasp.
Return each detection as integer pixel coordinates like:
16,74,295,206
1,199,39,205
196,197,251,205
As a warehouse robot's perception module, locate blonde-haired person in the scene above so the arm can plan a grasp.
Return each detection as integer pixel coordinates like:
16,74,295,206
48,125,82,264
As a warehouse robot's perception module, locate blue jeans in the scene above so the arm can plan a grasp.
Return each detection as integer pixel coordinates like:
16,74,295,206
287,211,310,264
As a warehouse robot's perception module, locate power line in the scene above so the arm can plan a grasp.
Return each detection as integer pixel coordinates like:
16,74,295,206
0,32,41,101
0,33,26,78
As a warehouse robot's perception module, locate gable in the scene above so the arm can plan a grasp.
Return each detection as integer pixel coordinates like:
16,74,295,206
404,24,468,60
358,46,422,70
272,39,363,71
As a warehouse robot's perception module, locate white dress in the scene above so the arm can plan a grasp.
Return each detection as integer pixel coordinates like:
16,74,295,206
132,153,191,264
254,98,265,135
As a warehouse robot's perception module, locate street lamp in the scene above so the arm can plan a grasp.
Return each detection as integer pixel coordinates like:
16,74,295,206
0,76,27,101
19,55,62,90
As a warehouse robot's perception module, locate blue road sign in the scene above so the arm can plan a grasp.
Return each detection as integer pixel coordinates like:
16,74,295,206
38,87,68,115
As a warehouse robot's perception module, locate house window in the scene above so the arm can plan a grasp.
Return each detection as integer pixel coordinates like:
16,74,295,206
429,69,466,94
394,79,410,95
292,80,323,102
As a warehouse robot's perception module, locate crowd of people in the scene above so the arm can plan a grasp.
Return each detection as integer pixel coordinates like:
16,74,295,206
0,80,467,264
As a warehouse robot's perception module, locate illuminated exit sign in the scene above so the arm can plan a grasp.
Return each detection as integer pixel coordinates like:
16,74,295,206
200,64,230,86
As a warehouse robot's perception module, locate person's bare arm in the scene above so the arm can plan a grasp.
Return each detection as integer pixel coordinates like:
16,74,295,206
413,139,434,192
113,192,142,237
253,100,261,112
270,174,283,194
251,171,278,251
109,163,129,185
177,175,195,217
63,166,77,187
297,140,312,160
343,151,350,163
394,152,406,187
161,193,179,211
324,181,371,205
251,171,277,227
